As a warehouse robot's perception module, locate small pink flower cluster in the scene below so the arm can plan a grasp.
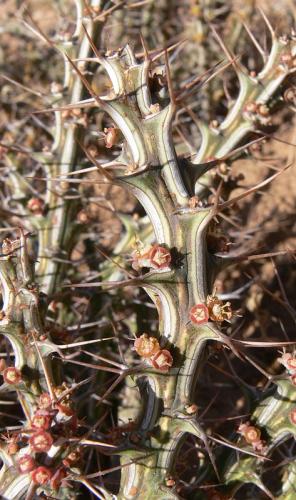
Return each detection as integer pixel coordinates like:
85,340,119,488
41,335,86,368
278,352,296,385
132,245,171,271
238,422,266,452
189,295,233,325
134,334,173,372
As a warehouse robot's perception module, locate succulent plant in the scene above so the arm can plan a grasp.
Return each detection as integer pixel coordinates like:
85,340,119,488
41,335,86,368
0,1,295,499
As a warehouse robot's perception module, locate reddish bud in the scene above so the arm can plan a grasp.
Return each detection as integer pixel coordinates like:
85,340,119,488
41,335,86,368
7,442,19,455
150,349,173,372
244,102,258,114
244,426,261,444
257,104,269,117
165,476,176,487
188,195,200,209
56,403,75,417
104,127,120,148
50,467,67,490
289,408,296,425
134,334,160,358
189,303,209,325
29,431,53,452
287,358,296,372
185,404,198,415
31,466,52,485
3,367,22,385
148,245,171,269
77,209,90,224
27,198,44,215
148,103,161,114
62,450,80,468
281,52,293,65
38,392,52,409
206,295,233,322
31,411,52,430
18,455,36,473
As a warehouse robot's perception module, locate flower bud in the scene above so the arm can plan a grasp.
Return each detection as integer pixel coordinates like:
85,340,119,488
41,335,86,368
287,358,296,373
148,245,171,269
38,392,52,409
185,404,198,415
18,455,36,473
31,466,52,485
134,334,160,358
289,408,296,425
27,198,44,215
31,411,52,430
29,431,53,452
206,295,233,322
104,127,120,148
3,367,22,385
189,303,209,325
244,426,261,444
150,349,173,372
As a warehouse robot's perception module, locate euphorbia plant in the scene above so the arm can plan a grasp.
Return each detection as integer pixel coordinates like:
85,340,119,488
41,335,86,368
59,26,295,497
0,2,295,499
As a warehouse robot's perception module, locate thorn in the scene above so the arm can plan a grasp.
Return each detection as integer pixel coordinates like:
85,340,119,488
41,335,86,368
95,245,135,279
81,350,126,370
207,433,271,460
54,160,127,177
139,32,150,61
31,98,95,115
0,74,46,98
62,277,141,290
164,49,176,108
257,7,276,39
271,258,293,309
82,24,102,61
233,340,296,347
61,357,123,375
25,176,110,186
209,23,242,75
241,352,273,380
30,330,56,402
93,0,125,22
212,180,223,216
175,126,195,155
245,249,295,262
150,38,187,62
83,452,155,478
217,163,293,211
241,21,267,61
64,53,104,110
53,337,115,350
201,430,221,481
76,138,114,181
254,130,296,148
21,9,55,48
177,56,241,102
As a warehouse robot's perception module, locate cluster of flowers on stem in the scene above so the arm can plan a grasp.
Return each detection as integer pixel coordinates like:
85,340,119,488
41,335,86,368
131,243,172,271
13,388,79,491
278,352,296,386
134,334,173,372
237,422,266,452
243,101,271,126
190,294,233,325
